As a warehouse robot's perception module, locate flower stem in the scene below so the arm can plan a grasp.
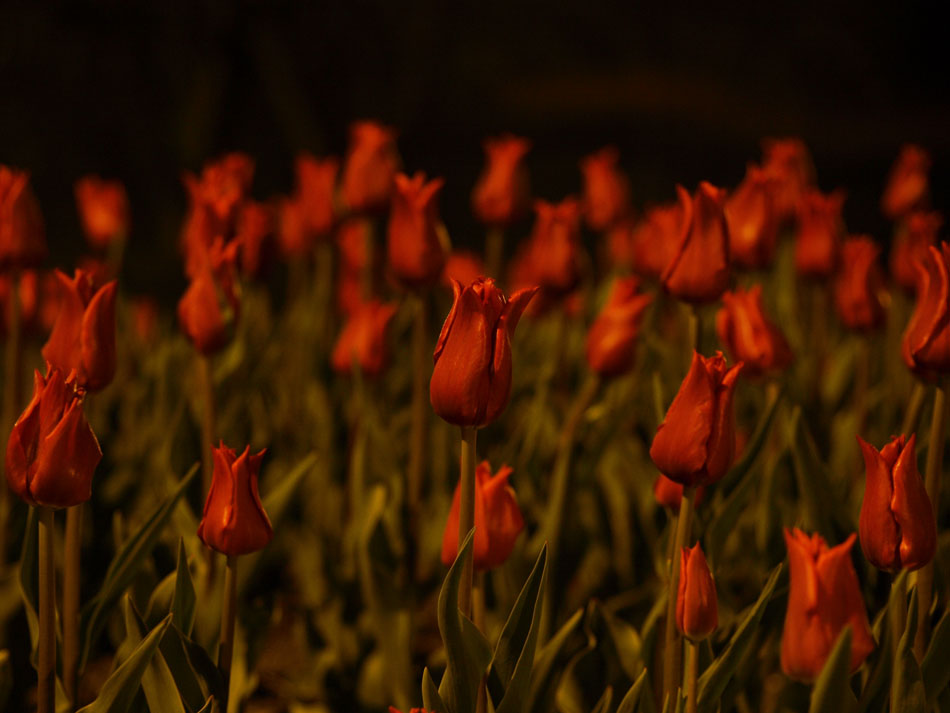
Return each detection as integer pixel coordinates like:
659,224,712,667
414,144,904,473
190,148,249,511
218,554,238,710
686,639,699,713
64,504,83,707
901,380,927,437
0,267,23,563
688,304,701,354
37,506,56,713
664,486,695,708
408,293,429,532
485,227,504,282
458,426,478,617
197,353,217,579
891,573,907,664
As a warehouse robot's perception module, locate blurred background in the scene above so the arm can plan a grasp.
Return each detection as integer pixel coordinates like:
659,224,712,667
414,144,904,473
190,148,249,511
1,0,948,301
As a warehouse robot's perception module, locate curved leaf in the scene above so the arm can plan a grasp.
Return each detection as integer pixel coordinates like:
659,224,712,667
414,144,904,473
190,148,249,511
617,668,649,713
922,608,950,701
893,594,926,713
808,627,852,713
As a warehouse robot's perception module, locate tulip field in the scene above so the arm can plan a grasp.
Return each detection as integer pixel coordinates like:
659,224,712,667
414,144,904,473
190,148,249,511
1,131,949,713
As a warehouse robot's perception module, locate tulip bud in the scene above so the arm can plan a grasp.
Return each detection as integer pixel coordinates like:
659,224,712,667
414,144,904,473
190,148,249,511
579,146,630,232
472,134,531,227
74,175,130,250
653,474,705,510
387,172,447,288
630,201,683,281
834,237,887,332
794,188,845,278
177,238,241,355
430,278,537,428
294,153,338,238
890,211,941,293
760,138,815,223
0,165,47,269
41,269,118,392
677,543,718,641
6,367,102,508
198,443,273,556
341,121,400,214
276,196,310,259
781,529,875,682
882,144,930,221
725,163,779,270
330,299,398,378
441,461,524,571
901,242,950,378
715,285,792,376
585,277,652,377
650,351,743,488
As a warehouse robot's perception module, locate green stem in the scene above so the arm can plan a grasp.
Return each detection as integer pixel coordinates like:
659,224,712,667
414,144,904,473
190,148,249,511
901,380,927,437
688,305,701,354
64,504,83,707
458,426,478,617
408,294,429,530
218,555,238,710
197,353,217,580
485,226,504,283
664,486,695,708
686,639,699,713
37,507,55,713
891,573,907,664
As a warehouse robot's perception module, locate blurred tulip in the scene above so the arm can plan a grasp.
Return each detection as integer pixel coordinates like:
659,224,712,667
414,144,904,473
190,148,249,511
0,165,46,269
901,242,950,377
890,211,942,293
276,196,311,259
834,237,887,331
442,251,485,290
330,299,397,378
579,146,630,232
653,474,705,510
761,138,815,223
725,163,778,269
472,134,531,227
341,120,399,214
177,238,241,355
528,197,584,295
235,200,274,279
794,188,845,278
882,144,930,220
0,269,39,338
387,172,447,288
661,183,730,303
631,201,684,280
294,153,338,238
129,296,160,345
605,217,636,268
677,543,718,641
716,285,792,376
585,276,652,377
74,175,129,249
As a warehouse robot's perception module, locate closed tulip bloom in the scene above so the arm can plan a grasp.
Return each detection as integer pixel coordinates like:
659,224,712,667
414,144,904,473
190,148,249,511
0,165,46,269
653,474,705,510
890,211,942,293
781,529,875,682
761,138,815,223
605,217,636,268
198,443,273,556
276,196,310,259
661,183,730,304
74,175,130,249
677,544,718,641
441,461,524,571
41,269,118,392
631,201,684,280
716,285,792,376
857,434,935,572
177,238,241,355
650,351,743,488
6,367,102,508
330,299,397,378
834,237,887,332
580,146,631,232
235,200,274,279
725,164,778,269
195,153,255,225
585,277,652,377
387,172,447,288
472,134,531,227
430,278,537,427
1,270,39,338
882,144,930,220
795,189,845,278
341,121,400,214
294,153,338,238
528,198,584,295
442,250,485,290
901,242,950,377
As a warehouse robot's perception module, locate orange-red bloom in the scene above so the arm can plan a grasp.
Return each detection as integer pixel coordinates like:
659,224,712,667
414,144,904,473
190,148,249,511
177,238,241,355
440,461,524,571
0,165,46,269
330,299,397,378
631,202,684,281
650,351,743,488
890,211,942,293
761,138,814,223
857,434,935,572
901,242,950,377
6,367,102,508
430,278,537,427
781,529,874,682
526,198,584,295
794,188,845,278
276,196,310,259
0,270,39,338
41,270,118,392
387,172,447,288
74,175,129,249
579,146,630,232
677,543,718,642
198,443,273,556
715,285,792,376
341,121,399,214
653,474,705,510
235,200,274,279
585,276,652,377
294,153,338,238
472,134,531,227
834,237,887,331
661,183,730,304
725,163,778,269
882,144,930,221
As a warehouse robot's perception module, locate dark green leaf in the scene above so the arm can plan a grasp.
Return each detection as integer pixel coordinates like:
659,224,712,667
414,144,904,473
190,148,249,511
808,627,852,713
527,607,595,713
123,599,186,713
422,667,448,713
616,668,649,713
590,686,612,713
787,409,835,540
717,383,784,493
893,594,926,713
171,539,196,637
923,608,950,701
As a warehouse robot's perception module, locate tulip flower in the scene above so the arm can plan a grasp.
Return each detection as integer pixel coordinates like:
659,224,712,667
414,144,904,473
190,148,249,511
857,434,935,572
761,138,815,223
715,285,792,376
605,217,636,269
441,461,524,571
890,211,941,293
526,197,584,296
177,238,241,355
276,196,310,259
834,237,887,331
441,250,485,290
650,351,743,488
0,269,39,338
472,134,531,227
387,172,447,288
579,146,631,232
74,176,129,249
781,529,875,682
661,183,730,304
341,120,400,214
631,201,684,281
197,443,273,556
6,367,102,508
294,153,338,238
129,297,160,346
677,543,718,641
882,144,930,220
653,474,705,510
901,242,950,377
585,276,652,377
330,299,398,378
725,164,778,269
794,188,845,278
235,200,274,279
430,277,537,428
41,269,118,393
0,165,46,268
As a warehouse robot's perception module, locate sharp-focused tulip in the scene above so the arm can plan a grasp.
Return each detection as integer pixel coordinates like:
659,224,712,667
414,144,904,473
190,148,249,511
6,367,102,508
857,434,935,572
650,351,743,488
177,238,241,355
0,165,46,268
197,443,273,556
661,183,730,303
294,153,338,238
653,474,705,510
882,144,930,220
341,121,399,214
579,146,630,232
794,188,845,278
430,278,537,427
677,543,718,641
74,175,129,249
41,269,118,392
585,276,652,377
890,211,941,292
472,134,531,227
725,163,778,269
440,461,524,571
387,172,447,288
631,201,684,280
834,237,887,331
781,529,875,682
235,200,274,279
442,251,485,290
901,242,950,377
761,138,814,223
330,299,397,378
715,285,792,376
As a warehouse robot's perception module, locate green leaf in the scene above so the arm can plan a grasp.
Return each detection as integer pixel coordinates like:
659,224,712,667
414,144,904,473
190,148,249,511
923,608,950,701
808,627,853,713
893,594,926,713
787,409,835,540
16,508,40,665
261,451,319,526
159,625,219,713
717,383,784,493
123,599,187,713
171,539,196,637
857,572,908,713
596,603,643,682
422,667,448,713
527,607,595,713
590,686,613,713
616,669,649,713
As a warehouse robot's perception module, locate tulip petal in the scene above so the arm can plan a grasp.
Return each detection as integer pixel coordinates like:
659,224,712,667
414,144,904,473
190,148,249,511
890,434,936,570
703,359,743,485
41,270,85,379
32,399,101,508
80,280,117,391
857,436,901,571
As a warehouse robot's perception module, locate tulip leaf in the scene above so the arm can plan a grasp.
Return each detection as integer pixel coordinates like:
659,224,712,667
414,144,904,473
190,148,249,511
16,507,40,666
171,539,196,637
718,383,784,493
893,593,926,713
857,571,908,713
123,598,187,713
808,626,852,713
590,685,613,713
80,463,199,670
787,409,835,540
422,667,448,713
527,606,595,713
696,562,783,713
922,608,950,701
616,668,649,713
595,602,643,682
159,625,220,713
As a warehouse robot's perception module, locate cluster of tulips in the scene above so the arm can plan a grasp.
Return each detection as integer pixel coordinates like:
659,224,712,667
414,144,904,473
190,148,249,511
0,124,947,713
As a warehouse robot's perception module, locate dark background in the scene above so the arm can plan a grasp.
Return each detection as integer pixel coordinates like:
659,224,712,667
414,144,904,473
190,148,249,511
1,0,948,301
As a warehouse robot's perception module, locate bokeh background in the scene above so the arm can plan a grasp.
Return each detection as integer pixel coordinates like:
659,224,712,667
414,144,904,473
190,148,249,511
1,0,948,300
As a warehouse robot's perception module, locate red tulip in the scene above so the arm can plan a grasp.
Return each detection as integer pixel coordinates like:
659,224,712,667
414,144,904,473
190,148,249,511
341,121,400,214
890,211,942,293
585,276,652,377
441,251,485,290
440,461,524,571
330,299,397,378
631,201,684,281
177,238,241,355
761,138,815,223
579,146,630,232
294,153,338,238
901,242,950,377
198,443,273,556
794,188,845,278
387,172,447,288
882,144,930,220
235,200,274,279
1,270,39,338
605,217,636,269
6,367,102,508
430,278,537,427
74,175,130,249
472,134,531,227
653,474,705,510
677,543,718,641
715,285,792,376
0,165,46,269
781,529,874,682
129,296,160,345
834,237,887,331
276,196,310,259
725,163,778,269
527,197,584,295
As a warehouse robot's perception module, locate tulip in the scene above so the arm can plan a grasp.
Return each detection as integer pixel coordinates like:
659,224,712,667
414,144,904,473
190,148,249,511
882,144,930,220
0,165,46,268
579,146,630,232
0,269,39,338
177,238,241,355
661,183,730,304
294,153,338,238
794,188,845,278
890,211,942,293
834,237,887,331
129,297,160,346
387,172,447,288
631,201,684,281
440,461,524,571
74,176,129,249
235,200,274,279
857,434,935,572
276,196,310,259
341,120,400,214
41,270,118,393
472,134,531,227
330,299,398,378
526,198,584,296
725,163,778,269
715,285,792,376
901,242,950,377
761,138,815,223
197,443,273,556
6,367,102,508
781,529,875,682
677,543,718,641
650,351,743,488
430,277,537,427
442,251,485,290
605,217,636,269
389,708,432,713
653,474,705,510
585,276,652,377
